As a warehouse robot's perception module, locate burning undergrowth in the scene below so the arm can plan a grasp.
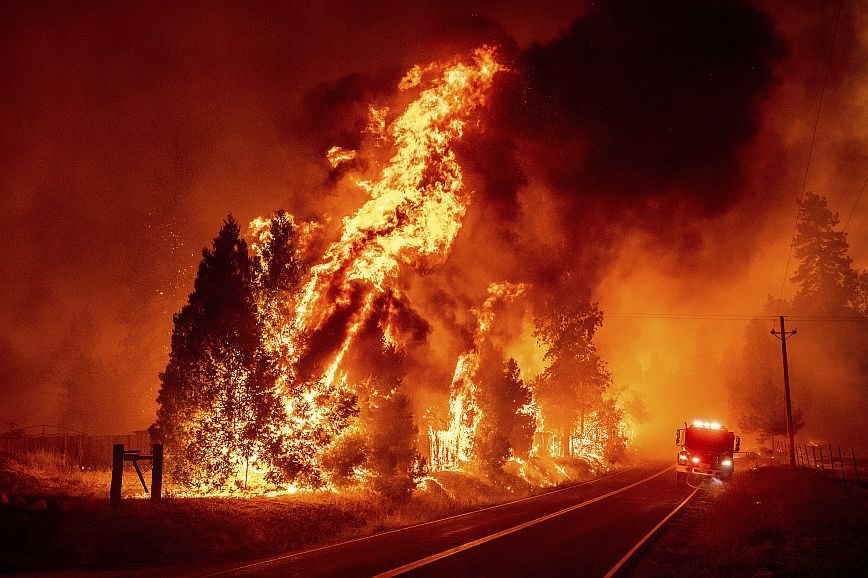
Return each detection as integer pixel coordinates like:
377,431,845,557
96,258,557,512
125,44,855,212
152,46,637,497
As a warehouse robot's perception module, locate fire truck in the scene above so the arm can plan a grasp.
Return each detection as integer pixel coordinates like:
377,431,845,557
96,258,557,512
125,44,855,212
675,421,740,485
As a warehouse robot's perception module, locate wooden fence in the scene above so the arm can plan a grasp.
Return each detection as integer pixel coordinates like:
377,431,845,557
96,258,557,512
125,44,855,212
0,430,151,469
774,439,865,487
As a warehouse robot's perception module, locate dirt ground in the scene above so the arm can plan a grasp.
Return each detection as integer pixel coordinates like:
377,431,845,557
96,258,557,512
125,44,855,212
628,466,868,577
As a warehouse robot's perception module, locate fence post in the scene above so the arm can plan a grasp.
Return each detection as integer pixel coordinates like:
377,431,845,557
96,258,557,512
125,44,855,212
852,448,861,487
829,443,836,478
110,443,124,509
151,444,163,500
838,445,845,482
819,446,826,475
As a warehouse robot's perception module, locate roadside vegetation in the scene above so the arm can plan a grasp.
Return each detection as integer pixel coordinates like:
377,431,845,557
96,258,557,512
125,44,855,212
629,467,868,577
151,213,635,498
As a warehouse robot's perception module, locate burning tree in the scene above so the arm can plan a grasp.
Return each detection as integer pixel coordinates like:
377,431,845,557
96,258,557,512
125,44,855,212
154,47,511,492
153,45,638,494
581,398,628,463
429,282,529,471
249,211,360,487
249,209,304,376
533,300,612,457
474,354,535,472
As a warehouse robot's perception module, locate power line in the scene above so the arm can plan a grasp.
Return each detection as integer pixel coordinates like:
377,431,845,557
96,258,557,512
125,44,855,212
842,172,868,234
777,0,844,311
603,312,867,322
605,313,767,320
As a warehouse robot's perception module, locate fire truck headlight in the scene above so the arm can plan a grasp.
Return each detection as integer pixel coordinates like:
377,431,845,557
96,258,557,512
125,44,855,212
691,456,700,464
721,459,733,467
678,452,689,463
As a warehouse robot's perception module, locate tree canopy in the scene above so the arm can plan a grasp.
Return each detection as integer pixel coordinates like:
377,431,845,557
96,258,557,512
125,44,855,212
791,192,858,315
474,355,536,471
152,216,284,489
533,301,611,455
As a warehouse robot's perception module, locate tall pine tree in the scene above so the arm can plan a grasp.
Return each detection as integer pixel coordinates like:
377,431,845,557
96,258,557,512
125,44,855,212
533,301,611,456
475,354,535,471
250,210,304,393
791,192,858,315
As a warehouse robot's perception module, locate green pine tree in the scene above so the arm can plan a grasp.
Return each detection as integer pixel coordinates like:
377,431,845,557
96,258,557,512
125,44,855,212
791,192,858,315
152,216,282,490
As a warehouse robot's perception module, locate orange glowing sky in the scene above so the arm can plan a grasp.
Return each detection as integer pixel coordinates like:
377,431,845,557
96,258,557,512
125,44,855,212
1,1,866,451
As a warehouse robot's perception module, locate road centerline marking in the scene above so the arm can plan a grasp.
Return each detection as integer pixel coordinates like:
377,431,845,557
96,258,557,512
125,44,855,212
372,466,674,578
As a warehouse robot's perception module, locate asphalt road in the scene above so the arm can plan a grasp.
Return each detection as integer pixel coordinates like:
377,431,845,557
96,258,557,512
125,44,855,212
206,461,695,578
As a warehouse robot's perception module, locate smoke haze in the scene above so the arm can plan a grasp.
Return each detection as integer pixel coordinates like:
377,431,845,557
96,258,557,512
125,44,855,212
2,1,866,451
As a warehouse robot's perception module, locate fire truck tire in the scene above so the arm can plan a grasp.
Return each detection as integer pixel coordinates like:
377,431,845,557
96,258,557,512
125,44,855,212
676,471,687,486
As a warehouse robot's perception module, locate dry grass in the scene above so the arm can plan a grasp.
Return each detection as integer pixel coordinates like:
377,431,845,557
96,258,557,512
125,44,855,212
629,467,868,577
19,451,111,497
0,451,112,498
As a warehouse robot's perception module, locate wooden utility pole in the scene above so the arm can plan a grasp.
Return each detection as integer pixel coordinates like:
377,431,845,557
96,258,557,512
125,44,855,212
771,315,797,469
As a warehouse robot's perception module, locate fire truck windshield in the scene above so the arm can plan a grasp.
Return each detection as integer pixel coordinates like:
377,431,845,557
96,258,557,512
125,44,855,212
685,427,732,452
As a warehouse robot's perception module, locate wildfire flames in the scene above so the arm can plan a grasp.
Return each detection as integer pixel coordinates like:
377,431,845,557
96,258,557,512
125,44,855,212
286,46,502,384
431,282,529,470
161,45,631,494
257,47,508,470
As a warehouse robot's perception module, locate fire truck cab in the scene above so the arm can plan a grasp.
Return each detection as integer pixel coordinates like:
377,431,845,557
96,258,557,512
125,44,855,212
676,421,740,486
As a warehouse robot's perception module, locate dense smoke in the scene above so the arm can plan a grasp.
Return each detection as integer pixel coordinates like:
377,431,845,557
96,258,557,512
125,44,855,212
2,0,867,455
